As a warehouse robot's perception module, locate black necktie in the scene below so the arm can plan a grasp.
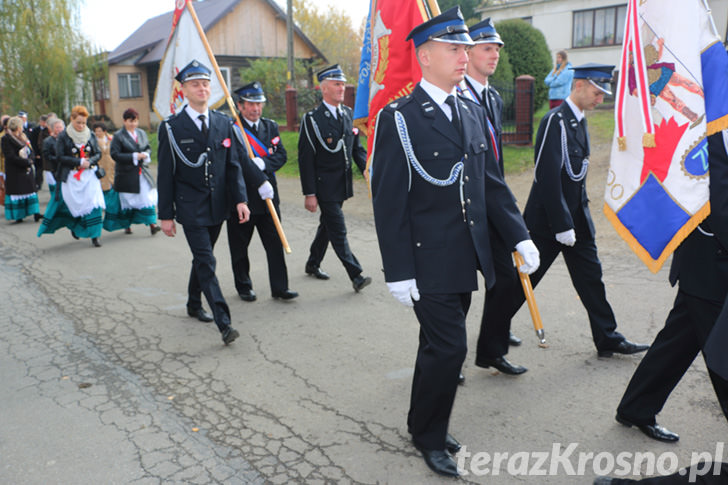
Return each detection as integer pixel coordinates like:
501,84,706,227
445,95,462,136
581,117,590,155
483,88,494,125
198,114,208,138
249,121,257,137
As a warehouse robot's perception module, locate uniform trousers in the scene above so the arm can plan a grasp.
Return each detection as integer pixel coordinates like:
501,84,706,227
307,200,362,279
617,290,728,425
480,228,625,353
408,292,470,450
183,223,231,332
226,211,288,294
476,226,522,360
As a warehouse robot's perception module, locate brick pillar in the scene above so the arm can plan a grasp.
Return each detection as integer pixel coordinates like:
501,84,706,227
285,87,298,132
514,75,535,146
344,84,355,110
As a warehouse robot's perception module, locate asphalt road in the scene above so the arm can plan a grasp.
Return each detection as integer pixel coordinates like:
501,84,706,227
0,135,726,484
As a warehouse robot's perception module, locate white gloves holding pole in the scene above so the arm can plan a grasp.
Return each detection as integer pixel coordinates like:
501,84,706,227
514,240,540,275
257,181,274,200
555,229,576,247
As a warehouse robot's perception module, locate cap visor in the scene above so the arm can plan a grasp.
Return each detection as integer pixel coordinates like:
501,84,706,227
431,33,475,46
472,36,503,45
242,95,267,103
589,79,612,96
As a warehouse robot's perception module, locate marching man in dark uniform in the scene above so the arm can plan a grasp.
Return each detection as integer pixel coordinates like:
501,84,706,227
615,131,728,443
484,64,649,359
157,60,250,346
298,64,371,292
458,18,527,377
370,7,539,477
227,81,298,302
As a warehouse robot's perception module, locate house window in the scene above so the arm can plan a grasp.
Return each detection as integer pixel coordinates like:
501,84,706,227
573,5,627,48
219,67,231,89
521,16,532,25
118,73,142,98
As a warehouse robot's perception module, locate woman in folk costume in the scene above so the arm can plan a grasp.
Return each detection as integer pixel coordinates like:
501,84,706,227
1,116,41,222
110,108,160,236
94,122,122,232
38,105,105,247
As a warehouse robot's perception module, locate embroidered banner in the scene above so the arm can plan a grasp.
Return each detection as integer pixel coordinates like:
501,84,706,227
605,0,728,273
353,0,441,169
152,0,226,119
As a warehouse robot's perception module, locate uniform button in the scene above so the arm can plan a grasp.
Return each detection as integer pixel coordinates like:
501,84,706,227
464,154,469,160
467,198,471,205
469,220,474,226
464,175,470,182
434,152,439,157
416,242,421,248
480,143,485,148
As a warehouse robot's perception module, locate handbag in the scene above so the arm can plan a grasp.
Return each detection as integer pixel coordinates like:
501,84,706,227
95,167,106,179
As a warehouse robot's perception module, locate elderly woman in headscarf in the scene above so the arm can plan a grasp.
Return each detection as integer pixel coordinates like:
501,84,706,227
1,116,41,222
38,105,105,247
110,108,160,236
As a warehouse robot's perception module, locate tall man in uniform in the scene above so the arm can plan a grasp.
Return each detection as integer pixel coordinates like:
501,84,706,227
157,60,250,345
615,130,728,442
483,64,649,359
370,7,540,477
227,81,298,302
458,18,526,376
298,64,372,292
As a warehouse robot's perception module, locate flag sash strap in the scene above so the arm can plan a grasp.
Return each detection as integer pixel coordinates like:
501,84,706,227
242,127,269,158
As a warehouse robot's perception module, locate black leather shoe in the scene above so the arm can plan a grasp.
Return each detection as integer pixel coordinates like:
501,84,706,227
34,213,43,222
305,265,330,280
445,434,461,454
475,356,528,375
150,225,161,236
352,275,372,292
598,340,650,357
272,289,299,300
238,289,257,302
222,327,240,345
91,237,101,247
509,332,522,346
615,414,679,442
413,442,460,477
71,231,79,240
187,307,214,322
457,372,465,385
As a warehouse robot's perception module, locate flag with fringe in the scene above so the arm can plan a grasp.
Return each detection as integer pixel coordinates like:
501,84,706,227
353,0,441,167
605,0,728,273
152,0,225,119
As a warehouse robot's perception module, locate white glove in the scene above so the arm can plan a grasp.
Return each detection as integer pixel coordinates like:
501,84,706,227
386,279,420,307
514,240,540,275
555,229,576,247
257,181,274,200
253,157,266,170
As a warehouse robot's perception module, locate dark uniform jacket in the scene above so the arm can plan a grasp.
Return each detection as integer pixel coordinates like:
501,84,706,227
55,130,101,184
237,117,286,215
42,135,59,173
523,101,595,238
371,84,529,294
298,103,367,202
1,133,35,195
111,128,154,194
462,78,505,176
157,109,247,227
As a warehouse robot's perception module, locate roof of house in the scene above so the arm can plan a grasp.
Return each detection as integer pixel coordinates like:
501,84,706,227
107,0,325,65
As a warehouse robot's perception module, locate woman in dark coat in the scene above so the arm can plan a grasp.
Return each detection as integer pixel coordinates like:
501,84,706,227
1,116,40,222
37,105,105,247
109,108,160,235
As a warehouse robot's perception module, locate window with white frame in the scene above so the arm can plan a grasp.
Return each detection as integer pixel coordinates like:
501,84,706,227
573,5,627,48
118,73,142,98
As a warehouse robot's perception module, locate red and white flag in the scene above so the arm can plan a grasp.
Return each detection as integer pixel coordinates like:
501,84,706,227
152,0,225,119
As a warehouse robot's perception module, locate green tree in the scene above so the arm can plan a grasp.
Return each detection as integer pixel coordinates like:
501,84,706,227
292,0,362,83
239,58,318,120
438,0,481,23
495,19,552,110
0,0,104,118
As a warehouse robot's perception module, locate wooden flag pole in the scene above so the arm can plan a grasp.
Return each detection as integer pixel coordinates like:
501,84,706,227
185,1,291,254
513,251,547,347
